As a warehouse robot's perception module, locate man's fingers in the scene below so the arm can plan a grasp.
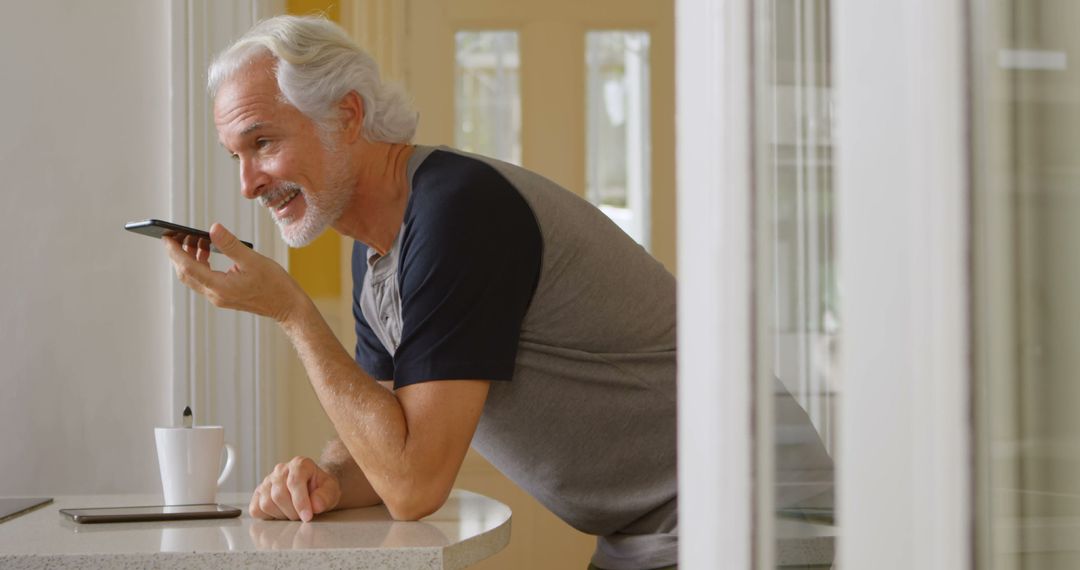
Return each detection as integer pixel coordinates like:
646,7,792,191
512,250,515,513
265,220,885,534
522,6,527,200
195,237,211,263
286,465,314,522
253,481,285,520
270,484,300,521
165,222,299,320
249,490,268,519
209,223,251,263
267,464,300,521
163,237,219,293
259,490,287,520
251,458,331,522
255,477,287,520
180,234,212,265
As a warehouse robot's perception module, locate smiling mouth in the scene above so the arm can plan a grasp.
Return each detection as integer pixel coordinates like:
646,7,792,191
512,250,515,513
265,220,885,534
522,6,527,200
260,185,302,215
272,187,301,212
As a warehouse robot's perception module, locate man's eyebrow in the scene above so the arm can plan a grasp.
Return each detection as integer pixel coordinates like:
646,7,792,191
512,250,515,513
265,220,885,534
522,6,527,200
218,122,271,154
240,122,268,137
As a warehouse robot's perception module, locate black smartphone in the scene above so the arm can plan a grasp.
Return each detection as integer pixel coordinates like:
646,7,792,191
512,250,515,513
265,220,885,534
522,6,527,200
60,504,242,524
124,219,254,253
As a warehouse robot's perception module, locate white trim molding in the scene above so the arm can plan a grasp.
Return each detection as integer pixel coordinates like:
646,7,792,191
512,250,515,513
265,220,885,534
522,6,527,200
835,0,971,567
169,0,287,493
676,0,754,567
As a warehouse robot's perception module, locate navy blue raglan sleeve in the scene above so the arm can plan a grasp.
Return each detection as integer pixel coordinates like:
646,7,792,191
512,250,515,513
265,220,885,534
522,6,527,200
392,152,542,389
352,240,394,380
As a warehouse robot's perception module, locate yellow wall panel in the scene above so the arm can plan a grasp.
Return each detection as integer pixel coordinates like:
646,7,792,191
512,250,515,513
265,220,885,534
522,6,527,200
286,0,339,21
289,230,344,298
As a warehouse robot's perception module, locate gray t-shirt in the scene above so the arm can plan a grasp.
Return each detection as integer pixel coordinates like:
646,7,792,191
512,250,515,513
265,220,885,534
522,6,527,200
352,146,677,569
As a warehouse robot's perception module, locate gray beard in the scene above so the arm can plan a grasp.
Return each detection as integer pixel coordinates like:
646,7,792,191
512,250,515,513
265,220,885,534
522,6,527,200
276,162,354,248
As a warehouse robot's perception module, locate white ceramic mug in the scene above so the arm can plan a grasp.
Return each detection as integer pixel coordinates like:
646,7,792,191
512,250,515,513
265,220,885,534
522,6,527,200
155,426,236,505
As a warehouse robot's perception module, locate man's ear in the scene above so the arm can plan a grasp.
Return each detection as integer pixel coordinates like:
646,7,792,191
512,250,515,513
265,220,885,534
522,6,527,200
338,90,365,144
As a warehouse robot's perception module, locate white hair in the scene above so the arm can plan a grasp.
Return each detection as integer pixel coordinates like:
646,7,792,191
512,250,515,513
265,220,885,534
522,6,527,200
207,15,418,143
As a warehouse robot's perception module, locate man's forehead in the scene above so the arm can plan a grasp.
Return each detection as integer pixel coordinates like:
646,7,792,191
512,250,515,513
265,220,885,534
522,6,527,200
213,59,281,122
214,94,278,143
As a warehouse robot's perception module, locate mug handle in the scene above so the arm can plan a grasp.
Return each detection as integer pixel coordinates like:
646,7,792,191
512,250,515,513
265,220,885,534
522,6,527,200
217,443,236,487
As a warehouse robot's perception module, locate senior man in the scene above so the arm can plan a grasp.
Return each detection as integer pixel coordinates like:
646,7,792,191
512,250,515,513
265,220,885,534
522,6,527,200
165,15,677,570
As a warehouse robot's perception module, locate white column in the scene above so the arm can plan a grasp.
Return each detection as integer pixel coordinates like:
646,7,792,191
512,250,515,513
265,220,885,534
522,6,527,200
835,0,971,567
168,0,288,493
676,0,754,567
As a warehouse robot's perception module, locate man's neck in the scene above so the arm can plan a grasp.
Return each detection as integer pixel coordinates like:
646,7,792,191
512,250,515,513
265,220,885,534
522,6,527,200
332,142,415,256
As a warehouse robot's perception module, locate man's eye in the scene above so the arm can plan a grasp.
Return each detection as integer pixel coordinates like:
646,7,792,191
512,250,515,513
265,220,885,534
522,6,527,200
256,138,271,149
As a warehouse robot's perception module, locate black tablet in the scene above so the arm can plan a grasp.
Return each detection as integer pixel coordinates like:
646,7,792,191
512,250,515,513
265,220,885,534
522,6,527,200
0,497,52,523
60,504,242,524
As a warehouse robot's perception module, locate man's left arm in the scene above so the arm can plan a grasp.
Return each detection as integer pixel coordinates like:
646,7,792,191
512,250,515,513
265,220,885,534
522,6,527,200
164,224,487,521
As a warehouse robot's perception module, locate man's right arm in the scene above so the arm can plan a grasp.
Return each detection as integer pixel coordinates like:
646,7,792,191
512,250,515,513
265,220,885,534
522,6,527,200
317,380,397,510
318,437,383,510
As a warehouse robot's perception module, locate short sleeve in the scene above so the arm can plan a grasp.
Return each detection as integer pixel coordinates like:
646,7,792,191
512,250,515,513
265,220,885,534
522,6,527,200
352,240,394,380
392,151,542,389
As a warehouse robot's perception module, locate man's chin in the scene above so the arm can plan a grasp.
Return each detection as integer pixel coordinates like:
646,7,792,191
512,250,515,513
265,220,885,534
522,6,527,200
277,218,325,248
280,227,314,248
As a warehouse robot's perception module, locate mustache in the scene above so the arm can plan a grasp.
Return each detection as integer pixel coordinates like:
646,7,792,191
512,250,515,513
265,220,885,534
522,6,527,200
258,182,303,208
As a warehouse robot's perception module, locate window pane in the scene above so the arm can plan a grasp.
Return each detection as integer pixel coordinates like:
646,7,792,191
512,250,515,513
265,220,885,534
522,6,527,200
455,31,521,165
754,0,837,565
972,2,1080,568
586,31,651,248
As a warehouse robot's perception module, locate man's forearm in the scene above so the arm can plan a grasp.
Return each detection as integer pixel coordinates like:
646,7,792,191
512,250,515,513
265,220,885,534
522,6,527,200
319,438,382,509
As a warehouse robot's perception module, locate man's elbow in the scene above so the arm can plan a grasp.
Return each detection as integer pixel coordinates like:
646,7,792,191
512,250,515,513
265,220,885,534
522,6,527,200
384,498,443,521
383,487,449,521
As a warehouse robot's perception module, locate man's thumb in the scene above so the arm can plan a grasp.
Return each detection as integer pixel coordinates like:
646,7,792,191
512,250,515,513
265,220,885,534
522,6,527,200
209,223,248,260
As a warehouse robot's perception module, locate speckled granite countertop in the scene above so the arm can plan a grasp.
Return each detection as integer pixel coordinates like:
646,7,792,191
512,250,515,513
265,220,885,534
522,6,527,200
0,490,510,569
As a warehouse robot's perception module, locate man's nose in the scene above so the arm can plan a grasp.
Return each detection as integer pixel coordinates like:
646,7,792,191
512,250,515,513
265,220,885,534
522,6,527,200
239,157,268,200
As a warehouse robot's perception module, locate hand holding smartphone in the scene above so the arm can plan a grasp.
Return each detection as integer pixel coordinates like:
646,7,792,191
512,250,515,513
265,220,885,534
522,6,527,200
134,217,290,320
124,219,254,253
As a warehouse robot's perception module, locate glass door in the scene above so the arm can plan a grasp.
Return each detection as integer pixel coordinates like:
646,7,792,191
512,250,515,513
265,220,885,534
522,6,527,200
734,0,969,566
972,1,1080,568
752,0,837,567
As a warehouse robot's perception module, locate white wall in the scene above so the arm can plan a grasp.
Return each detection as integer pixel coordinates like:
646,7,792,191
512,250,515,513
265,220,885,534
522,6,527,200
0,2,171,494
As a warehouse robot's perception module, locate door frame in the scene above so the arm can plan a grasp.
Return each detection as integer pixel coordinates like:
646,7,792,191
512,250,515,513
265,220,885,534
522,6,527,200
833,0,971,566
168,0,289,492
676,0,973,567
676,0,754,566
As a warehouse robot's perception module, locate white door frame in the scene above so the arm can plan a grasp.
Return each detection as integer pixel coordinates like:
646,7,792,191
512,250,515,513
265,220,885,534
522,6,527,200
834,0,971,567
168,0,288,493
676,0,754,567
677,0,972,567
